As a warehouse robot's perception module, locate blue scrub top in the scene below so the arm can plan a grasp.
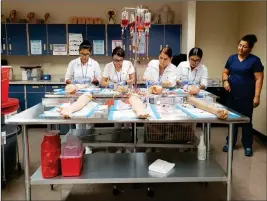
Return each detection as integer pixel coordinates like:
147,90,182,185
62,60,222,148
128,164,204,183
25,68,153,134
225,54,264,98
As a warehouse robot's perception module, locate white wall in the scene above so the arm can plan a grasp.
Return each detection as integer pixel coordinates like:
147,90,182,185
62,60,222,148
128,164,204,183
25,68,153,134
181,1,196,55
195,1,240,78
238,1,267,135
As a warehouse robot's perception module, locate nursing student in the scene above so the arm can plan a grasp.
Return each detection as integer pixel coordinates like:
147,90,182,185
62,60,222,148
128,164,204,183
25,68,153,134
101,46,135,88
65,40,102,85
143,47,177,87
101,46,135,153
65,40,102,154
175,47,208,92
222,34,264,157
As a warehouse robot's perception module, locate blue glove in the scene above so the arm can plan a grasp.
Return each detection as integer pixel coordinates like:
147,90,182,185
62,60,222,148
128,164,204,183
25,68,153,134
118,81,126,86
146,80,160,88
180,80,189,86
108,82,114,89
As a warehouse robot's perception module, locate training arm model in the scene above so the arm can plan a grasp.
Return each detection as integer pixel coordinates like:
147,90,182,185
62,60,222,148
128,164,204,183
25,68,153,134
58,93,93,118
187,96,229,120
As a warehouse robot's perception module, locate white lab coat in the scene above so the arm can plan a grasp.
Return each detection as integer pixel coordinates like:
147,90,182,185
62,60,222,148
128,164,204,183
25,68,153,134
103,60,135,83
175,61,208,88
143,60,177,87
65,58,102,83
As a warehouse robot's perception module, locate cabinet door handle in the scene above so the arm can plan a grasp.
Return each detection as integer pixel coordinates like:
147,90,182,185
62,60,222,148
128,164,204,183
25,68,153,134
43,44,46,51
123,45,125,50
129,45,131,51
50,44,53,51
166,44,168,47
160,45,162,50
3,44,5,50
32,86,39,89
52,86,58,88
9,44,12,51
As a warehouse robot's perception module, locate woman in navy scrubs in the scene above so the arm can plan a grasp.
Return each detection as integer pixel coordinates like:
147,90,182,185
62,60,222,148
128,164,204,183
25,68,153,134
222,34,264,157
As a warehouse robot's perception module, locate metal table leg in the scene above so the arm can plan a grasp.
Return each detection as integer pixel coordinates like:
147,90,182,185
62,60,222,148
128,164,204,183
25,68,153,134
22,125,31,201
227,124,233,201
206,123,211,154
133,123,137,153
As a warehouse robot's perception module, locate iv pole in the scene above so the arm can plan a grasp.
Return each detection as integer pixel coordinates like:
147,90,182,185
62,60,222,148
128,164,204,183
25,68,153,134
121,6,151,89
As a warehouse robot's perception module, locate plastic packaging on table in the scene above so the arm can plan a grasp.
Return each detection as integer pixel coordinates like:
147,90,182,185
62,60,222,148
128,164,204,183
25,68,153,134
60,135,84,177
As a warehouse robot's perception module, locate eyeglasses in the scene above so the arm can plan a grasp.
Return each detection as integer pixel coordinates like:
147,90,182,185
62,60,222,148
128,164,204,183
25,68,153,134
113,58,123,63
189,58,201,63
80,53,90,57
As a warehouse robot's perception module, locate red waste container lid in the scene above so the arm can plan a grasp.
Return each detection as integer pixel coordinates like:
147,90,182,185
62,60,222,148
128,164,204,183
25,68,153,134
1,98,19,109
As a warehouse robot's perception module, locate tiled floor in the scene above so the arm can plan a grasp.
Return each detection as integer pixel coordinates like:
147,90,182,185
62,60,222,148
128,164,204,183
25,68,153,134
1,127,266,200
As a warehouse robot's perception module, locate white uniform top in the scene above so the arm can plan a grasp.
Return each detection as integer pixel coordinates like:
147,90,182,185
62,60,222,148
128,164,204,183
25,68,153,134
65,58,102,83
102,60,135,83
143,60,177,87
175,61,208,88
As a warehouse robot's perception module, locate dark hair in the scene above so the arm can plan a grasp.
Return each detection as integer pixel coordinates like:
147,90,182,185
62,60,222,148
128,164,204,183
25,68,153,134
79,40,92,52
159,47,172,58
240,34,257,48
188,47,203,58
112,46,125,58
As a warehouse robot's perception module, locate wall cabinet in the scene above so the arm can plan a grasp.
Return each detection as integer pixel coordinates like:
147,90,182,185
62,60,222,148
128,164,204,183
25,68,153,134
1,24,7,55
28,24,47,55
6,24,28,56
47,24,67,55
2,23,181,57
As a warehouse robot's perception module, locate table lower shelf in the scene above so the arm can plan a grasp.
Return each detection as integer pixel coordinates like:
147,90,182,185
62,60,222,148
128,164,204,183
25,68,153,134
31,152,227,185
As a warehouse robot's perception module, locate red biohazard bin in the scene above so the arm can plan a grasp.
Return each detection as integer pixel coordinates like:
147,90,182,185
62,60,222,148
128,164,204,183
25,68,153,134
60,135,84,177
1,66,11,103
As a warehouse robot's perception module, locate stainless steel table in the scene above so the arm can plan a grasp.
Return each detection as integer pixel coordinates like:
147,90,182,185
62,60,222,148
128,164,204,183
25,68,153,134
5,101,249,201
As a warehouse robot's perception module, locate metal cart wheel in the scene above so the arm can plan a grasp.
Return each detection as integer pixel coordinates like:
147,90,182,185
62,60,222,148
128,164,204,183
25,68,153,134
112,185,123,196
146,187,155,197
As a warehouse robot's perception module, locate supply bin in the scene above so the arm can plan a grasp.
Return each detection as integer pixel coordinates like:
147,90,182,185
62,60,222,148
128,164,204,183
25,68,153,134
60,135,84,177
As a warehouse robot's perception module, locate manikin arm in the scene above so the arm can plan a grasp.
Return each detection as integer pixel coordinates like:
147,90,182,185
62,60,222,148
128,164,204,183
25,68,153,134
148,85,163,94
128,94,149,119
58,93,92,118
187,96,229,120
65,84,89,95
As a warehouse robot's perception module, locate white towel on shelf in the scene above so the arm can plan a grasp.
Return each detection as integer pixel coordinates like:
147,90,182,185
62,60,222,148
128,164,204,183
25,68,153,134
148,159,175,174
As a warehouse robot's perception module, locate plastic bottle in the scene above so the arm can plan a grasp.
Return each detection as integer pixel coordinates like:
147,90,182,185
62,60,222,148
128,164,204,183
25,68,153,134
197,132,206,160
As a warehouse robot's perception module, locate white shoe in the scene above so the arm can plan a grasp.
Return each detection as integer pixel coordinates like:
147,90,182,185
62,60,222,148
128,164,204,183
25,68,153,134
85,146,93,154
116,148,123,153
124,146,133,153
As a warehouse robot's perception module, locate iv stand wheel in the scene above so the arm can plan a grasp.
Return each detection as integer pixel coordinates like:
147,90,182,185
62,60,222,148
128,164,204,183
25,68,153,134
112,185,123,196
146,187,155,197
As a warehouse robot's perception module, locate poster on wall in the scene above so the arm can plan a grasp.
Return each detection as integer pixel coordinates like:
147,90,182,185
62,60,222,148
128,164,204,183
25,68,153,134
30,40,42,55
93,40,105,55
53,44,67,55
112,40,123,51
68,33,83,55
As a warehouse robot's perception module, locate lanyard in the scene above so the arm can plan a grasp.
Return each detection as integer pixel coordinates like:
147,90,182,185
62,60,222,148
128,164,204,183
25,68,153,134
115,70,122,83
188,68,198,83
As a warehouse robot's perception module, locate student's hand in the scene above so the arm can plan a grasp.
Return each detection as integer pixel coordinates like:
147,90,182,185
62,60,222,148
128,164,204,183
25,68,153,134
108,81,114,89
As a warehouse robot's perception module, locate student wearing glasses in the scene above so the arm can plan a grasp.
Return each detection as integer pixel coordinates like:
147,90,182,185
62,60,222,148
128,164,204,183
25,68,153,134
65,40,102,85
176,47,208,91
101,46,135,88
64,40,102,154
101,46,135,153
